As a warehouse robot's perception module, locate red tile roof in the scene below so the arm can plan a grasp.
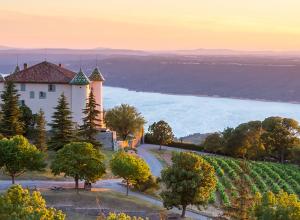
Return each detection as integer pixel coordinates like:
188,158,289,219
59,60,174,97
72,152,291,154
5,61,76,84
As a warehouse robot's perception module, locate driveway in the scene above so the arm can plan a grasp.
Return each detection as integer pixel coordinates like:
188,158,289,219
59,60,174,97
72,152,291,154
137,144,164,176
0,144,213,219
0,179,208,220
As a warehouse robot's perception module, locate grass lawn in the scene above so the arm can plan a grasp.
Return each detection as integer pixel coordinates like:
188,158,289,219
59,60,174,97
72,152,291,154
42,189,166,220
0,149,117,181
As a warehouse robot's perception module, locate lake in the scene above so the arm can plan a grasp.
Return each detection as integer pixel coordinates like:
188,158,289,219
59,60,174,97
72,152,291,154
103,86,300,137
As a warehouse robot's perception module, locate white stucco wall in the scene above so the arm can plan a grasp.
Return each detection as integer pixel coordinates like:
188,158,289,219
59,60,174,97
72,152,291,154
91,81,104,127
0,82,88,128
71,84,90,127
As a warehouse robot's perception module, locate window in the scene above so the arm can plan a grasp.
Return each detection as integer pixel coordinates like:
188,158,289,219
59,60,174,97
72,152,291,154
48,84,56,92
20,84,26,91
30,91,35,99
39,91,46,99
20,100,25,106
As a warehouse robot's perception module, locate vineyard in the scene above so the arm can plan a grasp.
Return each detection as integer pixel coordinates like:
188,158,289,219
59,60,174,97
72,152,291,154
203,156,300,207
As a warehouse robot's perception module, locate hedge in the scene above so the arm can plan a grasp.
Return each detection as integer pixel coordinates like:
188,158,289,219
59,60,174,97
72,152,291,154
144,134,204,152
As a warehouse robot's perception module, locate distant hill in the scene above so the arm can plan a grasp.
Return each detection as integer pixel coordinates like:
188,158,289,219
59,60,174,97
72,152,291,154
1,48,300,103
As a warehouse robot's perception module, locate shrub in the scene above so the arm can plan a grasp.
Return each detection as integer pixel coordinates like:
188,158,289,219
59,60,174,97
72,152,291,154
145,134,204,151
0,185,65,220
133,175,159,192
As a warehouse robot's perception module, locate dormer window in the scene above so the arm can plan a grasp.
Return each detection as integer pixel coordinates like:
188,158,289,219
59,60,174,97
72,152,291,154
48,84,56,92
20,84,26,91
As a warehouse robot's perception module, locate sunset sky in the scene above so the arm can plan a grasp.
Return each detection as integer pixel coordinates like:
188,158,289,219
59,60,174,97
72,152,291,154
1,0,300,50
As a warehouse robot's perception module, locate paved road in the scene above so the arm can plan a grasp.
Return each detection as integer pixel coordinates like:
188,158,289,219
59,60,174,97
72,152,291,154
137,144,164,177
0,179,208,220
0,144,212,219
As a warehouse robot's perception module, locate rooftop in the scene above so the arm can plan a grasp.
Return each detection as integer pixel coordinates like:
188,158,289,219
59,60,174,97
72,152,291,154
5,61,76,84
89,67,105,81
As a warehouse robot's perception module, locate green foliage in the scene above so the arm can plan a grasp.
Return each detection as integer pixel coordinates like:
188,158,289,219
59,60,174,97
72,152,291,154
292,146,300,166
80,89,102,148
226,121,265,159
262,116,300,163
20,104,36,138
51,142,106,189
101,212,146,220
0,81,24,137
147,120,174,150
33,109,47,151
160,152,217,218
203,132,224,153
144,135,203,151
0,135,46,184
133,175,159,192
48,93,75,151
105,104,146,140
253,190,300,220
0,185,65,220
203,117,300,163
110,151,151,195
202,155,300,209
223,161,256,220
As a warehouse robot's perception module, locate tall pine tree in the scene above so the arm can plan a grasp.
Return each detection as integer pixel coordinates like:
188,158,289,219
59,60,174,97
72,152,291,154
0,81,24,137
34,109,47,152
48,93,74,151
80,89,101,147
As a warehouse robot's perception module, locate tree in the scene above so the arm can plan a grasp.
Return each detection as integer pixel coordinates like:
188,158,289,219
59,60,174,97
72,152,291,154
110,151,151,195
226,121,265,159
48,93,75,150
80,89,101,147
253,190,300,220
147,120,174,150
262,117,300,163
0,184,65,220
203,132,224,154
0,135,46,184
291,146,300,166
160,152,217,218
51,142,106,189
20,104,36,138
105,104,146,140
0,81,24,137
34,109,47,151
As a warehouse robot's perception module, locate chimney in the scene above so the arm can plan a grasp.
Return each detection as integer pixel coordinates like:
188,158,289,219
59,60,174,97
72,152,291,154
58,63,62,67
23,63,28,70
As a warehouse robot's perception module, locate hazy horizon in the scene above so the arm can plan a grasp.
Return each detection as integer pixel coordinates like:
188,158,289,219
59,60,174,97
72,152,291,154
1,0,300,51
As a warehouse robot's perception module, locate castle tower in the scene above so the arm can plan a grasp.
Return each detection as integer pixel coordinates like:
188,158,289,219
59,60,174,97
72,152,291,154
70,68,90,126
89,67,105,128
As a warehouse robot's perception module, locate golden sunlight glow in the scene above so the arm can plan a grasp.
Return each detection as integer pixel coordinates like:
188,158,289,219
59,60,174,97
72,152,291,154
1,0,300,50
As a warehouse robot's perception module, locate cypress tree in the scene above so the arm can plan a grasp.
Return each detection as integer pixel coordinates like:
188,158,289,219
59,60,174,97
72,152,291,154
48,93,74,151
20,104,36,138
0,81,24,137
34,109,47,152
80,89,101,147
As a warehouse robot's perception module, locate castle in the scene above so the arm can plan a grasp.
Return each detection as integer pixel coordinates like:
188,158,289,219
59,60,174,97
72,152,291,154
0,61,105,128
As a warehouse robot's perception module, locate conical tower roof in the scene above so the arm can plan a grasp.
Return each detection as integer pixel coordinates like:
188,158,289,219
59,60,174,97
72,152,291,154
13,65,20,74
70,68,90,85
89,67,105,81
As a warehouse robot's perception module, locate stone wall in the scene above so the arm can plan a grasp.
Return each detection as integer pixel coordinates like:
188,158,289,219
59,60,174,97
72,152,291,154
95,130,117,151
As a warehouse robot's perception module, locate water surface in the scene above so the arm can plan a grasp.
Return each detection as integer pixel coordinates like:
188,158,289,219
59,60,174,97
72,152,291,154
104,86,300,137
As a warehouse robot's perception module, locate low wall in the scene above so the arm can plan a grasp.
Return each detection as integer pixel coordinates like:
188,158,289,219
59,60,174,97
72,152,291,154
95,130,117,151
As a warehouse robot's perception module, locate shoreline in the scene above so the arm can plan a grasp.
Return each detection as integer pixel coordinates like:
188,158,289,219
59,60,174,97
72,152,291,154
104,85,300,105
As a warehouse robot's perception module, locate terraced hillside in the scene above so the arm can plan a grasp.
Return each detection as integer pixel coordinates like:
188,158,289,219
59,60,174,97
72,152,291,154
203,156,300,207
